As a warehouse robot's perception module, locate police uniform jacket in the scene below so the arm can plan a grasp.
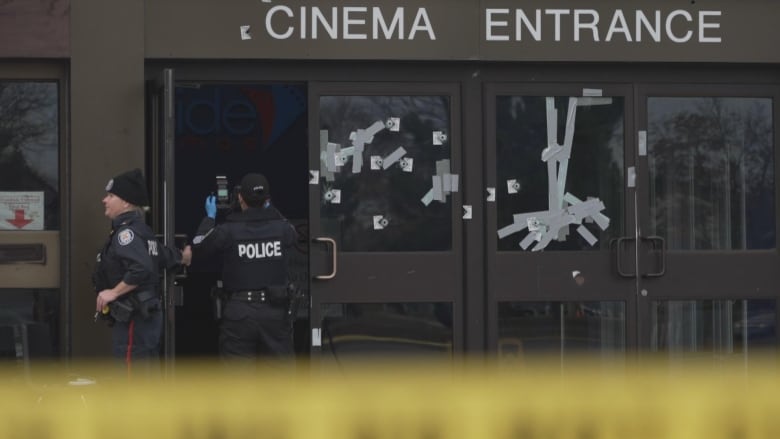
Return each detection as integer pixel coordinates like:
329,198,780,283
94,210,176,295
192,206,297,292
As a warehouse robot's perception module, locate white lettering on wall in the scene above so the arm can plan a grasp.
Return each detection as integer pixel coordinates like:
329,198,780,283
373,7,404,39
263,6,720,45
266,5,294,39
605,10,631,42
699,10,721,43
485,8,723,44
264,6,435,41
486,8,509,41
574,9,599,42
545,9,570,42
517,9,542,41
409,8,436,40
635,10,661,42
343,7,367,40
312,7,338,39
666,10,693,43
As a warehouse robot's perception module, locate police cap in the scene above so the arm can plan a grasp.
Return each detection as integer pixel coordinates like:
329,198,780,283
239,173,270,204
105,168,149,207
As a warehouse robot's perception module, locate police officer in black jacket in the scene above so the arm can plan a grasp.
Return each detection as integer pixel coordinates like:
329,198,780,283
191,173,297,363
94,168,191,374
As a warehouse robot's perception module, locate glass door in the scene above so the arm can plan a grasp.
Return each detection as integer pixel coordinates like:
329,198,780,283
485,83,636,363
308,83,463,369
636,85,780,360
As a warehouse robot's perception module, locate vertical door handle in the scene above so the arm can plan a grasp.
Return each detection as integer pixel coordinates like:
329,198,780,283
314,237,337,280
610,237,636,278
641,236,666,278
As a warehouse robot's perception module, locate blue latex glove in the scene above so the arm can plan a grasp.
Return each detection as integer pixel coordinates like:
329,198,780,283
205,195,217,219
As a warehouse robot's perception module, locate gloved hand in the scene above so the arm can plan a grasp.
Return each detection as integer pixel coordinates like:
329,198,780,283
205,195,217,219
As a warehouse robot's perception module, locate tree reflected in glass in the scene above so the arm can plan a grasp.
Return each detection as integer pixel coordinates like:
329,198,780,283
648,98,774,250
0,82,59,229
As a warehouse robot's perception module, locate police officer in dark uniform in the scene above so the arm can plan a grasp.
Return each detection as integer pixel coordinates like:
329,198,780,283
94,168,191,374
191,173,297,363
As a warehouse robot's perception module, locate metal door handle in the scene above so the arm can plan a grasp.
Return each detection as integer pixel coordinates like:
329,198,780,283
314,237,337,280
641,236,666,278
610,237,636,278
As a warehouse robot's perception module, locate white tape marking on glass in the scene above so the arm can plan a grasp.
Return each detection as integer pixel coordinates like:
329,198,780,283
497,96,610,251
638,130,647,156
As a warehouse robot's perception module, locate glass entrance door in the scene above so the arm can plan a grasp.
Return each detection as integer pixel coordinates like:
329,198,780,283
485,83,636,362
308,83,462,369
486,81,780,364
636,85,780,359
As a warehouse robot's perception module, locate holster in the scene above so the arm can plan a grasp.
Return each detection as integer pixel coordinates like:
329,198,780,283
108,298,135,323
210,285,225,320
108,290,158,323
284,282,304,326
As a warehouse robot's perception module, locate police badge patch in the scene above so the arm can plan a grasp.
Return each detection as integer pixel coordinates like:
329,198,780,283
118,229,134,246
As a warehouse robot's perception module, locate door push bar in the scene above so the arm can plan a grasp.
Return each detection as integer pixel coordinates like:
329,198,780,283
610,236,666,278
314,237,337,280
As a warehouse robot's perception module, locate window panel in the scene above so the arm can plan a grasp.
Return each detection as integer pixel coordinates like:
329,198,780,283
0,82,59,230
648,97,775,250
319,95,452,252
495,95,625,251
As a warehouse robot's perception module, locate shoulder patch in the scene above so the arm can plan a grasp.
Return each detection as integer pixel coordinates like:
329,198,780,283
117,229,135,246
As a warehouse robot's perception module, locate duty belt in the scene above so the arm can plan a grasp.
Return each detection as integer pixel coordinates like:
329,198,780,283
134,289,158,303
228,289,287,305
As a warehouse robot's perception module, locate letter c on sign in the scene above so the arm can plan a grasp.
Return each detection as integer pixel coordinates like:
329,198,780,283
266,5,294,39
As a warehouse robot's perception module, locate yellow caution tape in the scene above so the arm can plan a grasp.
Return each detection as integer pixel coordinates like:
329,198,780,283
1,357,779,438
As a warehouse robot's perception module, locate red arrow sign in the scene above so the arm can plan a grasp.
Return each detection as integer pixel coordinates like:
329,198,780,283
7,209,33,229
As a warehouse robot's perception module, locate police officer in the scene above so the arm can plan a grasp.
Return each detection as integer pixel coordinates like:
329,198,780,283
191,173,297,363
94,168,191,374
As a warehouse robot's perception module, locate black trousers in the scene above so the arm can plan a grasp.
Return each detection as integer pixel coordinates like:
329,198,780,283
111,299,162,377
219,299,293,362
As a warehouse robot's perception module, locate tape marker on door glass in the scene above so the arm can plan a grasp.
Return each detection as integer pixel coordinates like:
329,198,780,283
638,131,647,156
382,147,407,170
582,88,602,97
312,328,321,347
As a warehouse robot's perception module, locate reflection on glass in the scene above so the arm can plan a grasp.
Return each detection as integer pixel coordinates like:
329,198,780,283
495,96,624,251
648,97,775,250
319,96,452,252
320,302,453,364
173,84,308,241
0,289,60,361
498,301,625,359
0,82,59,230
651,300,777,357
